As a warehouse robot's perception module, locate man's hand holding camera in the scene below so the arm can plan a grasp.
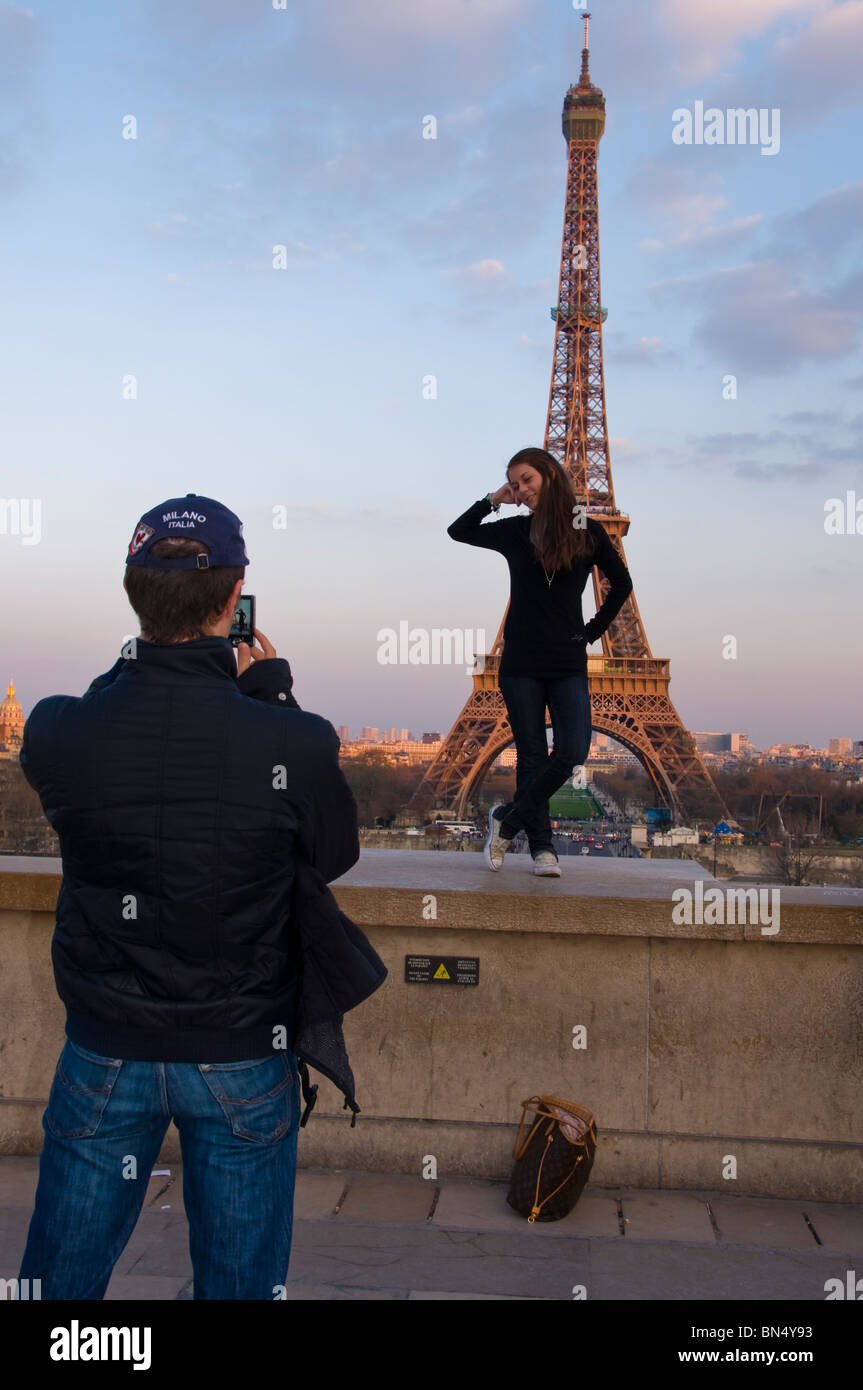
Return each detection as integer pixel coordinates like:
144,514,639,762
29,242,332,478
236,627,278,677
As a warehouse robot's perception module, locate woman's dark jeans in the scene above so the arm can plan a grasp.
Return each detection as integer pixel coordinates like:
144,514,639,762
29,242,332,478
496,673,592,856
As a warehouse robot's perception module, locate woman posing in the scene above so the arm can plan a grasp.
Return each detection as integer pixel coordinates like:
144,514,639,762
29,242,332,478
447,447,633,876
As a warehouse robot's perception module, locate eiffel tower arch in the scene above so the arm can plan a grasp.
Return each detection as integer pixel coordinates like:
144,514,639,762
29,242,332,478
411,641,723,823
411,17,728,827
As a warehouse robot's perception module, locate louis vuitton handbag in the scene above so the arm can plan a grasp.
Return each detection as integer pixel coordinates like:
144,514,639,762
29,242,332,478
506,1095,597,1222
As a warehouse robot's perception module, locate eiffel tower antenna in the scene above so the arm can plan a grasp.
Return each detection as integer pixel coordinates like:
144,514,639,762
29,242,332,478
410,21,728,825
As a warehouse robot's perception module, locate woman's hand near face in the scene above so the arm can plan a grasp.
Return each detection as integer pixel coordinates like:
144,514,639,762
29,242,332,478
490,483,516,506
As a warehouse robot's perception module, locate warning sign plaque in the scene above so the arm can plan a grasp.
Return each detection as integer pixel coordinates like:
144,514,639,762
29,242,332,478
405,955,479,986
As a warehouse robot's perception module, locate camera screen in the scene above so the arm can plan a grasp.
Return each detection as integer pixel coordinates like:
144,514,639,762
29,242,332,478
230,595,254,645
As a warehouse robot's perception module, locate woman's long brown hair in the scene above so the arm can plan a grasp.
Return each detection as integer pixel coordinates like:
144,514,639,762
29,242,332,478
506,447,596,572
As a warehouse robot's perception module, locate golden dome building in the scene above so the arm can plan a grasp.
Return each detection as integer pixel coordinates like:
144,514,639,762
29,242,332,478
0,679,25,760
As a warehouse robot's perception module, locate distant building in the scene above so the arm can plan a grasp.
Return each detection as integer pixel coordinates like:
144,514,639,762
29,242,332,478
360,727,380,742
829,738,852,755
336,725,351,743
340,738,442,767
0,679,24,760
764,743,813,760
694,732,751,754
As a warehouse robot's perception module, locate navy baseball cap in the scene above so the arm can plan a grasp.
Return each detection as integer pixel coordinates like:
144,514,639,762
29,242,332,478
125,493,249,571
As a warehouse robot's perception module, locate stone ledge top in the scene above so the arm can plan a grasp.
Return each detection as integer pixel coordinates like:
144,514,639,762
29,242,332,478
2,850,861,944
333,849,863,905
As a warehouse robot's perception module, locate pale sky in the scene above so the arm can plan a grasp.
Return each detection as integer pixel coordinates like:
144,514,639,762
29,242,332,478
1,0,861,749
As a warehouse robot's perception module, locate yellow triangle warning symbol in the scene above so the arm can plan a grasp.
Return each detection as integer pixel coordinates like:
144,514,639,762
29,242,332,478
433,963,450,980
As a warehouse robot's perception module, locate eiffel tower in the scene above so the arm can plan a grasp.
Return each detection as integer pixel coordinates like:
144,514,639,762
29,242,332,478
411,15,727,824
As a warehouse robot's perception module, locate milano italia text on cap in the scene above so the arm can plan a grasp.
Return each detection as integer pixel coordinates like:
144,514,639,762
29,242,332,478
125,494,249,571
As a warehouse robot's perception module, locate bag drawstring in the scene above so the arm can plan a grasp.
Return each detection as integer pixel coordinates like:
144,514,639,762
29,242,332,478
528,1123,585,1222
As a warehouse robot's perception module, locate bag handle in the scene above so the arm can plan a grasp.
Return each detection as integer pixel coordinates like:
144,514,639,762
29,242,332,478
513,1096,596,1159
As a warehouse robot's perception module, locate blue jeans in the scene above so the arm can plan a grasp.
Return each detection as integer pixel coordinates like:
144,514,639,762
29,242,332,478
497,673,592,856
18,1039,301,1300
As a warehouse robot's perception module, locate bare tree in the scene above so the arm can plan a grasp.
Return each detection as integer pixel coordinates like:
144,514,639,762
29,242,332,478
768,809,836,886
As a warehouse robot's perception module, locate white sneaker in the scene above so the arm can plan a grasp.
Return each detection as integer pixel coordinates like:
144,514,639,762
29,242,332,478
533,851,561,877
485,805,510,871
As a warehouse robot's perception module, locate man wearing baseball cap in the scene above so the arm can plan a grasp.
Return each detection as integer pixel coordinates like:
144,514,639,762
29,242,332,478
16,493,363,1299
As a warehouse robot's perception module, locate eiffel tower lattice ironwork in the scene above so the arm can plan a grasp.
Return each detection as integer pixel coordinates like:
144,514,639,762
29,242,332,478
411,15,727,824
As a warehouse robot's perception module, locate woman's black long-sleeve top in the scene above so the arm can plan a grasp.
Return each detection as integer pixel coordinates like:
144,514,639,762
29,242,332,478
447,497,634,680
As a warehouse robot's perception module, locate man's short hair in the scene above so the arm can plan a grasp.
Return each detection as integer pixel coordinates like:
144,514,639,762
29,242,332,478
123,538,244,644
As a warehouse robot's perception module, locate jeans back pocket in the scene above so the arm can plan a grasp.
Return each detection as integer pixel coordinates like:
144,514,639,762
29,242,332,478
197,1053,295,1143
44,1041,124,1139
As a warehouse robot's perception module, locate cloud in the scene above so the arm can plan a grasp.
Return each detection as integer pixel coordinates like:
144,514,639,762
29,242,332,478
733,457,822,479
675,439,826,481
267,499,448,525
649,256,861,374
644,213,764,256
467,257,507,280
675,408,863,479
148,213,190,235
440,105,485,129
0,4,46,195
606,0,831,94
127,0,558,280
143,0,532,95
629,168,863,374
623,162,763,258
0,4,42,98
142,0,277,41
656,0,823,82
296,0,532,85
775,409,837,425
624,161,770,263
660,2,863,135
444,257,509,288
693,429,794,453
606,334,677,366
767,183,863,264
768,0,863,120
626,162,726,225
609,436,647,459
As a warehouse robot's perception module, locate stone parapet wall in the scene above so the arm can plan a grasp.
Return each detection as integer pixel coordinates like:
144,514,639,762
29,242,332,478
1,851,861,1201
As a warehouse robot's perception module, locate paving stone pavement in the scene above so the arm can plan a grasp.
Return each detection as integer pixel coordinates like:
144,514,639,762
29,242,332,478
1,1157,861,1301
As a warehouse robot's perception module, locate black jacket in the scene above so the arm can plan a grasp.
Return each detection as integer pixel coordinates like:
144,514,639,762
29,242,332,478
20,637,385,1100
291,856,387,1126
448,499,633,679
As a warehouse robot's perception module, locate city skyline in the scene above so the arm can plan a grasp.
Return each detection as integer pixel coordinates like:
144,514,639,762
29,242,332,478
3,664,860,756
1,2,861,752
5,667,859,766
